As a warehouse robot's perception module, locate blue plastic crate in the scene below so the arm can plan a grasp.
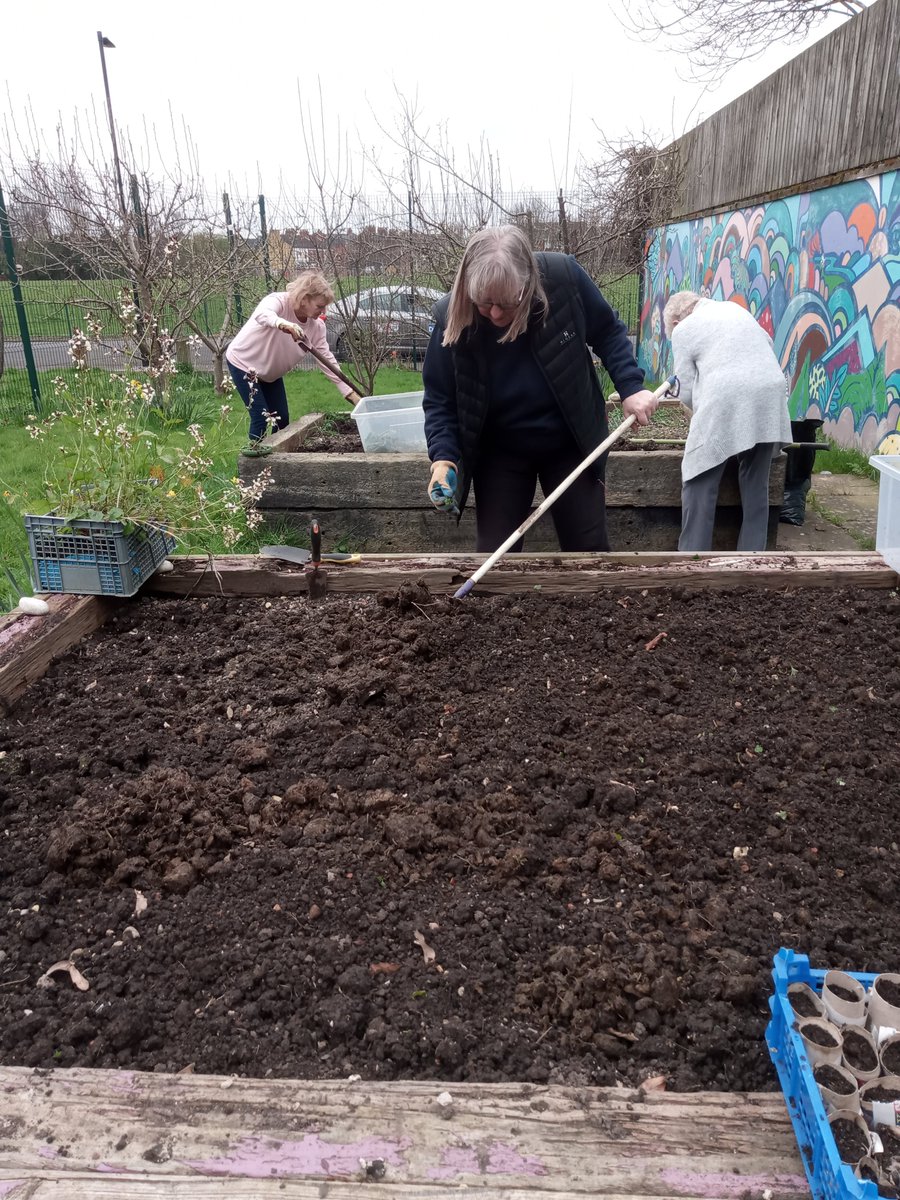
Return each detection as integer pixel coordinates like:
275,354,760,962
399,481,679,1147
767,948,881,1200
24,515,176,597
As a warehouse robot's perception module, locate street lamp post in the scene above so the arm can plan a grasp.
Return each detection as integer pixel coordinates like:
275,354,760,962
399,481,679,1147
95,32,148,366
96,32,128,219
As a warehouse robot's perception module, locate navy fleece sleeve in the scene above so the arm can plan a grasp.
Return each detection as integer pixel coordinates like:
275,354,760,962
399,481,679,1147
570,258,645,400
422,320,461,465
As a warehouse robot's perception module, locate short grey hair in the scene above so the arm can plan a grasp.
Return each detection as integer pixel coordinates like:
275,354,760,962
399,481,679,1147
443,225,547,346
663,291,702,336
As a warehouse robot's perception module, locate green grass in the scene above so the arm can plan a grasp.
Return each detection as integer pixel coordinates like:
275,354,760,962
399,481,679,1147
813,443,880,483
0,363,423,610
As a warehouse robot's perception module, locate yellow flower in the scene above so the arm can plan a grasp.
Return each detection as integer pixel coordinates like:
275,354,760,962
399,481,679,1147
166,489,177,498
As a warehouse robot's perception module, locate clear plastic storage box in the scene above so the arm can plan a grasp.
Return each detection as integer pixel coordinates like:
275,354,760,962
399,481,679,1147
869,455,900,573
351,392,427,453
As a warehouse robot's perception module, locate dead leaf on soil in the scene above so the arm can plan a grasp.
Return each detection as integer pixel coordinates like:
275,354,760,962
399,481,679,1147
643,632,668,651
414,930,436,964
608,1028,638,1043
369,962,401,975
133,890,148,916
37,961,90,991
641,1075,667,1092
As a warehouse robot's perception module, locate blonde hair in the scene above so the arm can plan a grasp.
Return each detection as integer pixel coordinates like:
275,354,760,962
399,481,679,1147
663,291,702,336
443,225,547,346
287,268,335,307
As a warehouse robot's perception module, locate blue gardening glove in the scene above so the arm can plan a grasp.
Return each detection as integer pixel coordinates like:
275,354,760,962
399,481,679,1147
428,460,459,515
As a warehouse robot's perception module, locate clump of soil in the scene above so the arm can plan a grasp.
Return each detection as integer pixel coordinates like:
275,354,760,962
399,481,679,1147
863,1083,900,1102
1,586,899,1088
801,1023,841,1048
789,989,822,1018
828,983,862,1002
844,1030,879,1072
876,979,900,1007
883,1044,900,1075
814,1064,856,1094
301,414,362,453
830,1117,870,1164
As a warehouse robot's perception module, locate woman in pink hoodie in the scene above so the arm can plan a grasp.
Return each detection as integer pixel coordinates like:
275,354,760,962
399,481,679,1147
226,269,361,449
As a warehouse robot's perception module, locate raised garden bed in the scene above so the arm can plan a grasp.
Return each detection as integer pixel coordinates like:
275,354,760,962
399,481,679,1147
1,563,898,1094
239,410,786,553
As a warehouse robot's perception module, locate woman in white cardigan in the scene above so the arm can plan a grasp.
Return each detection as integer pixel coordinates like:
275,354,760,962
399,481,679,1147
664,292,792,552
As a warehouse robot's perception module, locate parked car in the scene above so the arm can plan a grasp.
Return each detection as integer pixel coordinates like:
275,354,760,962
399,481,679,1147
325,285,444,361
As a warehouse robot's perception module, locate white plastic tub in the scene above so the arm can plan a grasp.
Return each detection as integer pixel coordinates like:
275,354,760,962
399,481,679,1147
351,391,427,453
869,455,900,573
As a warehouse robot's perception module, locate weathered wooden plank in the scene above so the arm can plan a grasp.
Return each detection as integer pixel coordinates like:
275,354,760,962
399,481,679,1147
147,551,897,598
260,412,325,453
0,1181,807,1200
241,451,784,510
0,1067,808,1197
267,506,774,553
0,595,114,713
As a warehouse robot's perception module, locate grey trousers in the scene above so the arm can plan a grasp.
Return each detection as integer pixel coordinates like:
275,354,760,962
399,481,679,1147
679,443,777,552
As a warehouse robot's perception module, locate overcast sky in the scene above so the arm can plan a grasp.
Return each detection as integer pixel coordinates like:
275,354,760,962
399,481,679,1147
3,0,850,217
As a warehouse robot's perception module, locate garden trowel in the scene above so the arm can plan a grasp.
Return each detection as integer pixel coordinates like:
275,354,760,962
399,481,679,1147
259,545,360,565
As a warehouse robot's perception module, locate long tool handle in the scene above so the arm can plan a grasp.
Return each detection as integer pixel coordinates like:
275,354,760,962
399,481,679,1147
296,335,364,399
453,377,677,600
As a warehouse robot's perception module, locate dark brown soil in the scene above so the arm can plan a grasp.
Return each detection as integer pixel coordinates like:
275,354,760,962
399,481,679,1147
877,978,900,1007
862,1084,900,1101
1,585,899,1089
883,1045,900,1075
844,1030,879,1071
814,1064,856,1094
831,1117,870,1163
789,990,822,1017
298,408,693,454
802,1023,841,1047
828,982,862,1002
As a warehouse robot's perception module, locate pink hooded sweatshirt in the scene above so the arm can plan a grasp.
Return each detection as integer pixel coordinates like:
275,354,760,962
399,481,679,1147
226,292,352,398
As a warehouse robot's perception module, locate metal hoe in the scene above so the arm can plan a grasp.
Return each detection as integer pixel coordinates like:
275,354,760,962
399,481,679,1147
453,376,679,600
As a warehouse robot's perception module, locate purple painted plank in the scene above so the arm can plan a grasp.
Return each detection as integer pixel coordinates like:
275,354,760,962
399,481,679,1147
427,1142,549,1180
658,1167,809,1197
183,1133,411,1179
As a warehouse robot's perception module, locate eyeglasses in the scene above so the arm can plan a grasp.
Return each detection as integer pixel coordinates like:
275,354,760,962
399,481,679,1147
473,289,525,313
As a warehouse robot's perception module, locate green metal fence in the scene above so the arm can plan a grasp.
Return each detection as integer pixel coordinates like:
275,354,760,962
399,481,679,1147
1,271,641,424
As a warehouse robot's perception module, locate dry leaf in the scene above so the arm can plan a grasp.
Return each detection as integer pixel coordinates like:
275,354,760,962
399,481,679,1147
133,890,148,916
733,846,749,859
641,1075,667,1092
414,930,436,964
369,962,401,975
643,632,668,651
37,961,90,991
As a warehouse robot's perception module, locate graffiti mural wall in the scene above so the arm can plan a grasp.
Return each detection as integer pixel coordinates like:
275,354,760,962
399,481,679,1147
639,171,900,454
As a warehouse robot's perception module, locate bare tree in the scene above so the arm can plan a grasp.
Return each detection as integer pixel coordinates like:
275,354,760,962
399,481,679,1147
578,134,683,278
619,0,869,84
1,109,250,391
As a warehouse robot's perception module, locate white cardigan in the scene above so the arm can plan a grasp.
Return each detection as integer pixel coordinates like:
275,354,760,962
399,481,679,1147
671,299,792,482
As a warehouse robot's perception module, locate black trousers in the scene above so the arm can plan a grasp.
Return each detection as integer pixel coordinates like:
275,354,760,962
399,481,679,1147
472,443,610,553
